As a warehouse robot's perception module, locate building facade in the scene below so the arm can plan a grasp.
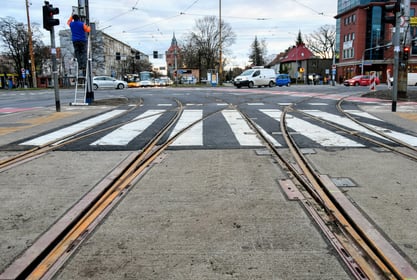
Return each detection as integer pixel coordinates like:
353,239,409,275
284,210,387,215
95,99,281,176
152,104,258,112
336,0,417,83
59,29,148,79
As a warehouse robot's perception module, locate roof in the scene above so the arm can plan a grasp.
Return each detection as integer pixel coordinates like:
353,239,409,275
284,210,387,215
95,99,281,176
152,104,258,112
266,51,288,67
281,44,314,63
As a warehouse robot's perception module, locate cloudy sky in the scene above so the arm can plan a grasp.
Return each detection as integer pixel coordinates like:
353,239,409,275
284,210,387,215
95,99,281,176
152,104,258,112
4,0,337,68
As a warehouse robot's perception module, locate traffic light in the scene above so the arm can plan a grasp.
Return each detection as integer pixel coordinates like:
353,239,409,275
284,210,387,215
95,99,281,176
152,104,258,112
153,51,158,59
403,46,410,61
384,0,400,26
42,1,59,31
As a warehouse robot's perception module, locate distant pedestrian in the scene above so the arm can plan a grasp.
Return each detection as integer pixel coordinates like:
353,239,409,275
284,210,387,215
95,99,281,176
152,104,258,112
386,69,392,89
67,14,91,73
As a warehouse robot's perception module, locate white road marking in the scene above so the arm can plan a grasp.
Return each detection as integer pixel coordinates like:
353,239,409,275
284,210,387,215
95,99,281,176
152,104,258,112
91,110,165,146
170,110,203,146
345,110,417,145
222,110,263,146
20,110,126,146
303,110,396,143
261,109,364,147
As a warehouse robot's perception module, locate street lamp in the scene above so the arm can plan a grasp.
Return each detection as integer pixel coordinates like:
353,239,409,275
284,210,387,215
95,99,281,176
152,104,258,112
361,43,392,75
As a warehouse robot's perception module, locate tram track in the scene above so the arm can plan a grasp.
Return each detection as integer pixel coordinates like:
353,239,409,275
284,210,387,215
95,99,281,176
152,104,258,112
236,97,417,279
195,93,417,278
0,100,232,280
1,91,416,279
0,98,193,172
0,100,142,172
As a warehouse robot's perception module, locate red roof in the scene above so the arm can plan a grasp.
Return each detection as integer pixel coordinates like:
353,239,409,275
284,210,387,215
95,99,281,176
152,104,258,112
281,44,314,62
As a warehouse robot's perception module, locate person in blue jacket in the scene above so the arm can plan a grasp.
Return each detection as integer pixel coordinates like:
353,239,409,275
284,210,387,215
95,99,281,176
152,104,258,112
67,14,91,73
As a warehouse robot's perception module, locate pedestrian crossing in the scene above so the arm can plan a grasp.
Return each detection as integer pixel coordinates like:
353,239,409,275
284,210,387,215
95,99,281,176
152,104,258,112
19,107,417,149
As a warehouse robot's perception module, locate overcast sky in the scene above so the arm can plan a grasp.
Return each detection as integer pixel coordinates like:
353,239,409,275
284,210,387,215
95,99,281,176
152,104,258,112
4,0,336,68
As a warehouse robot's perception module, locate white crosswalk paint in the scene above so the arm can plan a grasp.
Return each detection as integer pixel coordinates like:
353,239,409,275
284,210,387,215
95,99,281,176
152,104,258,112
222,110,264,146
253,123,282,147
303,110,398,143
169,110,203,146
90,110,165,146
19,108,413,149
344,110,381,121
20,110,126,146
345,110,417,145
308,103,329,106
260,109,365,147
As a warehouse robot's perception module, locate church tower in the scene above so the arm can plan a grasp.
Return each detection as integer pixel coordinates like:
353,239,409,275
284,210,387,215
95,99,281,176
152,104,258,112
166,33,181,76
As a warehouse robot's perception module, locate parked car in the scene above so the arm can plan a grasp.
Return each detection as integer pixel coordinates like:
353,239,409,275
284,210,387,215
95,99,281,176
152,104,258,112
93,76,128,90
343,75,380,86
276,74,291,87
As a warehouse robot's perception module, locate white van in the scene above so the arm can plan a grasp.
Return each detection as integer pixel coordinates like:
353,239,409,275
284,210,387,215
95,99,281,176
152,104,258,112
233,68,276,88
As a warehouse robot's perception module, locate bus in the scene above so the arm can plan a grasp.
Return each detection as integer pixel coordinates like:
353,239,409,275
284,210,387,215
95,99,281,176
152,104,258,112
126,74,140,88
139,71,155,87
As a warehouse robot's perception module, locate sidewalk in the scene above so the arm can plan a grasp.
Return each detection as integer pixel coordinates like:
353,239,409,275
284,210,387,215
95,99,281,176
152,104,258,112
364,88,417,101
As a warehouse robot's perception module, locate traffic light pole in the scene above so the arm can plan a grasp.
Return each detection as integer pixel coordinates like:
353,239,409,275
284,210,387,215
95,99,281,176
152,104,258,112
50,27,61,112
392,10,402,112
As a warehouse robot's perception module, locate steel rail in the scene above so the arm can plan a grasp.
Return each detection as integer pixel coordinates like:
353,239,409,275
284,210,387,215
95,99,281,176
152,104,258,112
16,102,228,280
0,99,182,171
0,99,181,280
280,105,399,279
0,100,144,170
16,101,183,280
239,109,378,279
292,107,417,162
336,98,417,155
280,104,417,279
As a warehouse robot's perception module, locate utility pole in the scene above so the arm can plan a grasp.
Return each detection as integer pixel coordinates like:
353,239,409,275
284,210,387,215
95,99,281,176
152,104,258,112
218,0,222,86
26,0,37,88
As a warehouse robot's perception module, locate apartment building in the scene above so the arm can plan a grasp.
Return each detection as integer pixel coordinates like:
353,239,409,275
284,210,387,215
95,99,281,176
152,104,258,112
336,0,417,82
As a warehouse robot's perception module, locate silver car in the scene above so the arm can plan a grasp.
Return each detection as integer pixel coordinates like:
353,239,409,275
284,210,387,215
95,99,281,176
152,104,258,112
92,76,128,90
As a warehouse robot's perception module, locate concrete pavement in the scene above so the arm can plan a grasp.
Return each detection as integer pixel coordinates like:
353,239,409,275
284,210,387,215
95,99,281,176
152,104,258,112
0,89,416,279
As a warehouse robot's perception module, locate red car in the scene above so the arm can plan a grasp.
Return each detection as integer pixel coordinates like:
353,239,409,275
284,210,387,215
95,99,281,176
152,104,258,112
343,75,380,86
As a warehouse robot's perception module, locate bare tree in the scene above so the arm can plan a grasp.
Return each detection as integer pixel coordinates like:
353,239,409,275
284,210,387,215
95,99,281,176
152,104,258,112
305,25,336,59
182,15,235,80
0,17,45,76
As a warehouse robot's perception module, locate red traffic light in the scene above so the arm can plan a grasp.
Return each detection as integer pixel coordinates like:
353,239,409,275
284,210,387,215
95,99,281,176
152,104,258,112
43,1,60,31
403,46,410,61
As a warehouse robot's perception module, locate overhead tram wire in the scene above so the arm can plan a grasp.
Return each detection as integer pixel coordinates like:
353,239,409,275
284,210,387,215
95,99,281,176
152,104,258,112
102,0,141,24
182,0,200,13
179,11,270,21
290,0,331,17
